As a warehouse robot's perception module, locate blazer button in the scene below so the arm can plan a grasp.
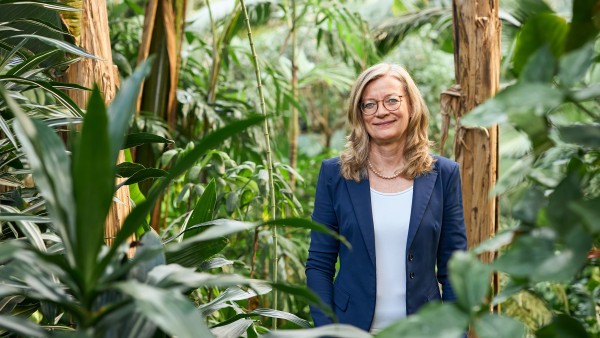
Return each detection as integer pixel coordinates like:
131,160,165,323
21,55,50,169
409,272,415,279
408,253,414,261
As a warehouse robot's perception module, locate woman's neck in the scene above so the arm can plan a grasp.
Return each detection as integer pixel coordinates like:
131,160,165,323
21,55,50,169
369,142,405,169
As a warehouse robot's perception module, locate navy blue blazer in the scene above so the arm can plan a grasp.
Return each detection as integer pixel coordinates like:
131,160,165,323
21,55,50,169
305,155,467,331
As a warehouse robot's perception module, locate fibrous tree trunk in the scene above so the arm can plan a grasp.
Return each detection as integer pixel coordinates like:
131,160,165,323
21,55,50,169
60,0,129,245
451,0,501,329
136,0,187,231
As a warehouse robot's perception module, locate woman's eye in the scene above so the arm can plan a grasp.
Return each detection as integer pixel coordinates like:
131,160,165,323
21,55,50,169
387,98,400,104
363,102,376,109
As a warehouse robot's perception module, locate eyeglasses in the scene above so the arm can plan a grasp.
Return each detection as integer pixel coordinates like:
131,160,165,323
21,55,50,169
360,95,403,115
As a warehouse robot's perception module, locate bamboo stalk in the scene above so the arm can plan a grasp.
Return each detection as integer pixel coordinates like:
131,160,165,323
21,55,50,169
239,0,279,328
288,0,299,189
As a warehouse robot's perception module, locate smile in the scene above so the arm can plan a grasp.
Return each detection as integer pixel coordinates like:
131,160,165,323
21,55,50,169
373,120,396,126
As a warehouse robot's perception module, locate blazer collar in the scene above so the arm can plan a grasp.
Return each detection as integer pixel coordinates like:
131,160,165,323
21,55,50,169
345,169,438,266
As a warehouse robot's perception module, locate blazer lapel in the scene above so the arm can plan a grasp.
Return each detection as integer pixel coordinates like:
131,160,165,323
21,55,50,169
346,178,376,267
406,170,438,249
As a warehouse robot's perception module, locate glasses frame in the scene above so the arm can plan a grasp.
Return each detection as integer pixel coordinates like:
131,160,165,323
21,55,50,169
360,95,404,116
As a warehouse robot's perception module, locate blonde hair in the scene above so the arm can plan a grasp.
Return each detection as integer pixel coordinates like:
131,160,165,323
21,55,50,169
340,63,434,182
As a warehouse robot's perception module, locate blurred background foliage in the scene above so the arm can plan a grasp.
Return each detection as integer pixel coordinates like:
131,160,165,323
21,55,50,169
0,0,599,337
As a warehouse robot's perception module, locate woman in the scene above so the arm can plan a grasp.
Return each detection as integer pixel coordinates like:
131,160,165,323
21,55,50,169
305,63,467,333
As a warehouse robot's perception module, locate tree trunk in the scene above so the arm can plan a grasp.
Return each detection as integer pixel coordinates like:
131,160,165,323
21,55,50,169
60,0,130,246
451,1,501,334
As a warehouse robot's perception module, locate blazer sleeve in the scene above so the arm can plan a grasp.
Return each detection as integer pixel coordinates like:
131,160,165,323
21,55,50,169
437,162,468,302
305,160,340,326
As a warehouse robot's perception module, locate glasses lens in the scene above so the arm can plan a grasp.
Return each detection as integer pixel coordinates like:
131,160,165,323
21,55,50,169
361,101,377,115
383,96,401,111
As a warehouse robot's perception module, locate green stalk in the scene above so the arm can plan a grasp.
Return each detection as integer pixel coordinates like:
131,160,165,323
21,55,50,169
239,0,279,328
288,0,299,189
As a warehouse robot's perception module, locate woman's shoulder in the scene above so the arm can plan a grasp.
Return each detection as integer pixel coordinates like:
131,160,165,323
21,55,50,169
319,157,343,179
431,154,459,173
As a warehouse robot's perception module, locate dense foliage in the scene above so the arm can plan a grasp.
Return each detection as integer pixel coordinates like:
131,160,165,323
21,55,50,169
0,0,598,337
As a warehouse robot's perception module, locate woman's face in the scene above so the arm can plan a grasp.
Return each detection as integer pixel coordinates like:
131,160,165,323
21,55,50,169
360,75,411,147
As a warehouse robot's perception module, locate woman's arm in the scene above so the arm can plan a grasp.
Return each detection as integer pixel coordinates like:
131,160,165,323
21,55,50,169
305,161,340,326
437,162,468,302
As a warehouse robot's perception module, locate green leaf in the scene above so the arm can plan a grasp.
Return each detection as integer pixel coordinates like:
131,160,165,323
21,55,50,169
123,132,173,149
6,48,61,76
461,83,563,127
269,282,336,322
212,308,310,329
571,84,600,101
72,86,113,290
536,314,590,338
100,116,265,279
211,319,253,338
570,196,600,234
165,237,228,268
0,76,83,116
2,85,77,266
559,42,594,87
513,13,568,75
116,162,145,178
115,281,213,338
520,45,556,83
564,0,600,52
474,313,526,338
263,218,351,249
11,34,97,60
263,324,370,338
512,186,546,225
129,230,165,283
183,179,217,239
472,230,515,256
116,168,168,188
0,314,47,338
448,252,492,313
376,303,468,338
558,124,600,148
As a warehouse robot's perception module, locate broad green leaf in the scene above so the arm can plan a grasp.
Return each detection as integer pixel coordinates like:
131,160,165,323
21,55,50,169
116,168,168,188
492,156,533,195
263,218,351,249
571,197,600,234
448,252,492,313
509,0,553,24
0,76,83,116
536,314,590,338
12,34,98,59
115,281,214,338
116,162,145,178
559,42,594,87
199,257,233,270
269,282,336,321
129,230,165,283
212,308,310,329
571,84,600,101
376,303,468,338
123,132,173,149
472,230,515,256
146,265,264,291
0,212,50,223
494,227,591,283
0,314,47,338
564,0,600,52
513,13,568,75
520,45,556,83
474,313,526,338
547,170,583,236
100,116,265,279
264,324,371,338
5,49,61,76
3,85,76,266
182,179,217,239
558,124,600,148
512,186,546,225
73,86,113,289
461,83,563,127
211,319,253,338
165,237,228,268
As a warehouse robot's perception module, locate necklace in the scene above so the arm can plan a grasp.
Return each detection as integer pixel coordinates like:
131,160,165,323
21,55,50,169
367,159,403,180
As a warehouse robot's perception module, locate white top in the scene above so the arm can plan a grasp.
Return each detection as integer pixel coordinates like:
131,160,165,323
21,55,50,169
369,186,413,333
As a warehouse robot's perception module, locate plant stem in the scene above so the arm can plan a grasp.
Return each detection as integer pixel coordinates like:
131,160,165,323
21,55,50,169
239,0,279,328
288,0,299,190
